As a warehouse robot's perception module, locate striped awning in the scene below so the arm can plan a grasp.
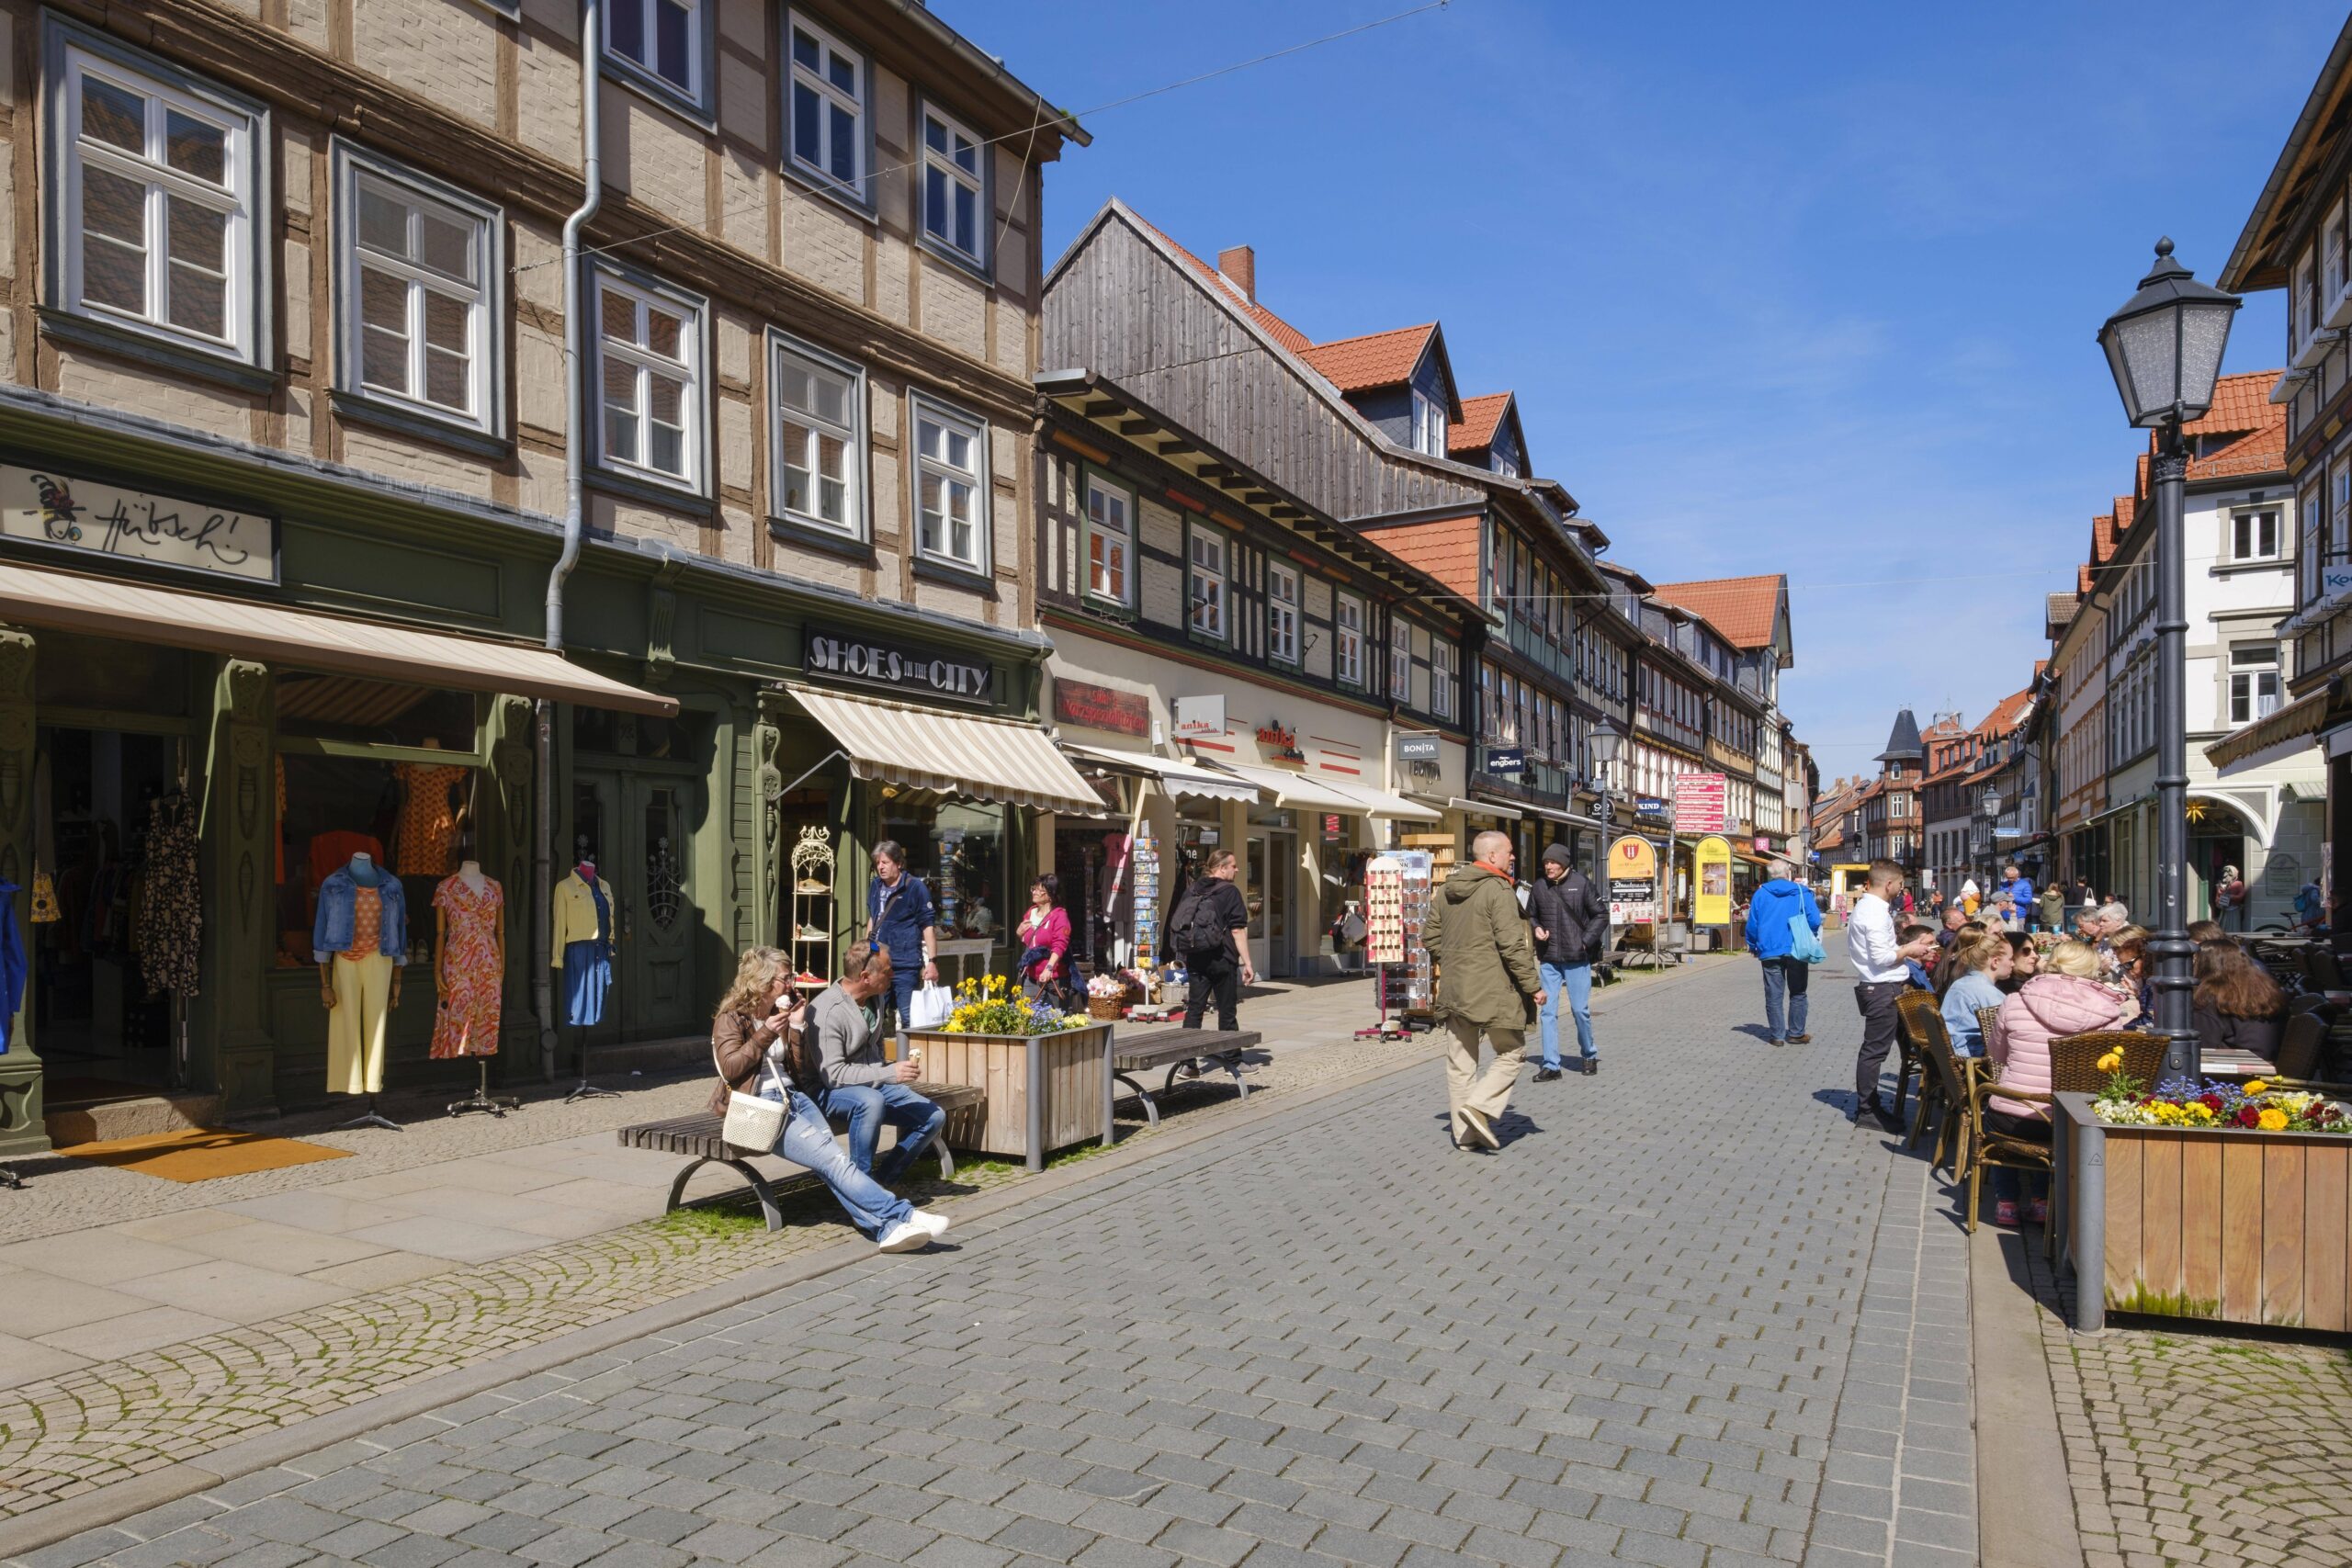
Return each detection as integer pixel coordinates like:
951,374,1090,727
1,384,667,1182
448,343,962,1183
0,559,675,715
2206,685,2333,777
787,683,1102,814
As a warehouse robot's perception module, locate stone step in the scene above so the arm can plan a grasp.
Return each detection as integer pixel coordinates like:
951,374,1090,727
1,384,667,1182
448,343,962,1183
46,1089,224,1145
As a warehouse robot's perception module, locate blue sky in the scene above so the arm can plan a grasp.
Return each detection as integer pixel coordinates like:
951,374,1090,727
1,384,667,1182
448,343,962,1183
934,0,2339,784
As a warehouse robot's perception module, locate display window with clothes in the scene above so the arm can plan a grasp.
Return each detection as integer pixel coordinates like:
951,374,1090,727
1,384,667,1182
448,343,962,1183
876,797,1007,943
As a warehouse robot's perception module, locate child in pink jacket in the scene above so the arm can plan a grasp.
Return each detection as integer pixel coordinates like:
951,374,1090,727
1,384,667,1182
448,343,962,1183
1987,941,2139,1226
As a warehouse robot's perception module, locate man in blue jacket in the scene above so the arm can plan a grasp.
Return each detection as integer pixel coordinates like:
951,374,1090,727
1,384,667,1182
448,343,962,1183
1744,874,1824,1047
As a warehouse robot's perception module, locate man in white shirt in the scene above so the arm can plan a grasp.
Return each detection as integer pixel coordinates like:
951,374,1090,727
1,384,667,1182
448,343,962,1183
1849,859,1939,1131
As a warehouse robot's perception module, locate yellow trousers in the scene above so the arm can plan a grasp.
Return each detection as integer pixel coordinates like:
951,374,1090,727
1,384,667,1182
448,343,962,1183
328,953,395,1095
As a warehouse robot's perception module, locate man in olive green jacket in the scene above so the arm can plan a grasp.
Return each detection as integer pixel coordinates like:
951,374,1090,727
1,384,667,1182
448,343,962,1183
1424,830,1546,1151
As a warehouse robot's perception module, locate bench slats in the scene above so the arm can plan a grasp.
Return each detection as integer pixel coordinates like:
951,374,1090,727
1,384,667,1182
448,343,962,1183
619,1083,983,1158
1114,1028,1263,1072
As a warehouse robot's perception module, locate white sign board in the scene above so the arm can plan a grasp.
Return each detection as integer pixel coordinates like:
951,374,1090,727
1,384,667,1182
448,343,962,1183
0,465,275,582
1174,693,1227,740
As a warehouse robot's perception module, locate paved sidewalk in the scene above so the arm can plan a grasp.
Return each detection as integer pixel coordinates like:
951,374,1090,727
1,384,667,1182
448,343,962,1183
10,943,1970,1567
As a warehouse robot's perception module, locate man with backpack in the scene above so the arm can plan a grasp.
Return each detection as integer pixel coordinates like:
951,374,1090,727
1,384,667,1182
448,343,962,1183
1525,842,1604,1079
1174,849,1252,1032
1744,871,1824,1047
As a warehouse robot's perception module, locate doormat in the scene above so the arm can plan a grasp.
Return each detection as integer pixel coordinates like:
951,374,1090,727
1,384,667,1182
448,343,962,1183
51,1127,354,1183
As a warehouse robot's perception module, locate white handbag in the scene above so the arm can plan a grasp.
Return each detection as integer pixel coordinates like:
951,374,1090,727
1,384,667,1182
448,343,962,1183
716,1036,786,1155
907,982,955,1031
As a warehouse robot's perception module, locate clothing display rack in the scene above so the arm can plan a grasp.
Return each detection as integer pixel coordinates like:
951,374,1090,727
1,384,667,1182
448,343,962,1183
448,1059,520,1118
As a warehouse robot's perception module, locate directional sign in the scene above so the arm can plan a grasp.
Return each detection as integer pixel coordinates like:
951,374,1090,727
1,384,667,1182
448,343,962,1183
1674,773,1727,833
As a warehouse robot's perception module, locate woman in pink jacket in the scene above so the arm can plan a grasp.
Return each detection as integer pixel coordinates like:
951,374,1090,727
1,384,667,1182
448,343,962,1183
1986,940,2138,1226
1014,874,1072,1002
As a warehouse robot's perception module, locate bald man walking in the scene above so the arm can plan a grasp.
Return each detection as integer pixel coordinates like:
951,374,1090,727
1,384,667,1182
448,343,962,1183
1425,830,1545,1152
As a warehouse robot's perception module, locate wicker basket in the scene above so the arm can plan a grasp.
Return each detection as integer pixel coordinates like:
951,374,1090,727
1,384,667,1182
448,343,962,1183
1087,997,1125,1021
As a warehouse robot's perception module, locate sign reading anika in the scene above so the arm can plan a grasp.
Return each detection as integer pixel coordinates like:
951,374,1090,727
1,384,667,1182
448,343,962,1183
1053,680,1148,737
1174,694,1227,740
806,628,992,702
1,466,276,582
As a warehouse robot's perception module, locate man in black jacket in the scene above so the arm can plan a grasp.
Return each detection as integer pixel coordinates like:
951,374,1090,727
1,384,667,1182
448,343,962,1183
1526,842,1604,1079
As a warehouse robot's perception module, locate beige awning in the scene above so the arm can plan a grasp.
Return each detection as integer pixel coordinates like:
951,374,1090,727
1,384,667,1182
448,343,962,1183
1061,741,1263,804
1208,760,1367,816
2206,685,2333,777
0,558,677,715
788,682,1102,814
1409,793,1519,820
1319,777,1442,821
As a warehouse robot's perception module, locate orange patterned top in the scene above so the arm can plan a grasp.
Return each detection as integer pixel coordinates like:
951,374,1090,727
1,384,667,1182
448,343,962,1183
343,885,382,959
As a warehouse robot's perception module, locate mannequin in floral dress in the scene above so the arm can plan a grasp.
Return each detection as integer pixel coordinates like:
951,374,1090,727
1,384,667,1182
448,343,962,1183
434,862,517,1115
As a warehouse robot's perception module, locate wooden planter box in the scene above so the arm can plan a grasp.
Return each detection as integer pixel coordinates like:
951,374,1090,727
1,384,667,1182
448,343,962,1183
905,1023,1114,1172
2057,1093,2352,1333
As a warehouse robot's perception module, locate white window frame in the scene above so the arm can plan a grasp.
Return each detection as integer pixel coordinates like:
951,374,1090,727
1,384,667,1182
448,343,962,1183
769,331,865,537
1431,637,1457,720
333,143,503,441
1082,470,1133,606
2232,506,2282,563
2229,643,2280,727
919,102,988,270
910,393,990,573
1265,562,1299,663
590,265,707,496
1188,527,1228,641
1336,594,1365,687
1410,389,1445,457
50,28,269,373
603,0,707,110
787,13,866,201
1389,615,1412,700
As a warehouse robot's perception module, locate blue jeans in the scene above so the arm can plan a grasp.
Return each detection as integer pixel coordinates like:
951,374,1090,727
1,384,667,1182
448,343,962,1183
1760,956,1809,1040
820,1081,946,1183
1537,961,1595,1068
767,1088,914,1237
879,961,920,1035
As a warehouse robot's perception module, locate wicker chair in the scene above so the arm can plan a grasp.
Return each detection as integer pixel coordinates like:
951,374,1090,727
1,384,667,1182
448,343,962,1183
1902,1002,1978,1180
1890,990,1938,1122
2047,1029,2167,1093
2275,1011,2330,1082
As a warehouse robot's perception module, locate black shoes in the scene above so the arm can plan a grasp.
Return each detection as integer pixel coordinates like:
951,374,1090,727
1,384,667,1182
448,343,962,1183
1533,1067,1562,1082
1853,1096,1904,1133
1583,1058,1599,1077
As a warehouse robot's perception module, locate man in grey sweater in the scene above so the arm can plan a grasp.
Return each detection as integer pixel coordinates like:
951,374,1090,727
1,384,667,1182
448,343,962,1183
809,948,946,1182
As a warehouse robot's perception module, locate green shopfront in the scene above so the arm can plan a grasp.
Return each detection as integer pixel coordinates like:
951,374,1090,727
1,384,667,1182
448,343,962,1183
0,411,1063,1160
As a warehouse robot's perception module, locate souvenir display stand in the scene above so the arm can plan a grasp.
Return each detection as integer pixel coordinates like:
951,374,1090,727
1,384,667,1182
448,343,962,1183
1356,850,1434,1038
789,827,834,991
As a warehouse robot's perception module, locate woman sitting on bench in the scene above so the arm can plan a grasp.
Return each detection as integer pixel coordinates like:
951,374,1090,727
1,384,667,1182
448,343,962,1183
711,947,949,1254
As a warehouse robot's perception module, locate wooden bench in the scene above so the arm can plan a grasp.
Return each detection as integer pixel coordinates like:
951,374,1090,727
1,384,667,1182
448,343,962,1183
619,1080,985,1232
1111,1026,1263,1127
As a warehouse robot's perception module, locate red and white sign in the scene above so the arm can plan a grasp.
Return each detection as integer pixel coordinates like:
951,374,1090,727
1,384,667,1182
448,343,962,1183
1673,773,1727,833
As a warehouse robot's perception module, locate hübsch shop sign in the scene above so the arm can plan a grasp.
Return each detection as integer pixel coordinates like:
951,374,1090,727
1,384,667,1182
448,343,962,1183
806,628,993,703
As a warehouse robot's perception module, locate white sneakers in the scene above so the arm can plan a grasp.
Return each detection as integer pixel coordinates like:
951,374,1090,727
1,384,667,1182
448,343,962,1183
876,1210,951,1252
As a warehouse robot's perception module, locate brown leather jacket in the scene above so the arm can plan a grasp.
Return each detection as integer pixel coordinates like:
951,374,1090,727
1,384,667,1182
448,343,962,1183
709,1008,806,1117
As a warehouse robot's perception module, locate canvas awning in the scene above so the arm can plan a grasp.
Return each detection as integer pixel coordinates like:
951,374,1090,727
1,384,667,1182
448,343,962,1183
1412,793,1520,820
2206,685,2333,777
787,682,1101,814
1061,741,1262,804
1208,761,1367,816
0,558,676,714
1319,778,1441,821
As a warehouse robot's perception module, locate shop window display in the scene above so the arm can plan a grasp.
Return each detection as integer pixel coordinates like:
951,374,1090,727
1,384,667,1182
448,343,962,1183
879,798,1005,940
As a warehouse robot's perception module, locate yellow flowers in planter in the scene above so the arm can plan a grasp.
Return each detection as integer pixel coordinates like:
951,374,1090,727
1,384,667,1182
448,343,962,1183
938,973,1091,1036
2257,1107,2290,1132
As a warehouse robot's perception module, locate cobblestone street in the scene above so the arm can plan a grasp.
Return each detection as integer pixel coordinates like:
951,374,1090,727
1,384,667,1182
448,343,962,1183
6,949,1982,1568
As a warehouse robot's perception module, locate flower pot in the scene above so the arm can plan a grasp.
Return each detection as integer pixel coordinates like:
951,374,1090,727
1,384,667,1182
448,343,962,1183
904,1022,1114,1171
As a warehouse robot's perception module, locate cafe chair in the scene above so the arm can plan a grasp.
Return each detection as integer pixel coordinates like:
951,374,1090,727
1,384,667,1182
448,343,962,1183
2307,947,2345,992
2049,1030,2167,1093
1890,990,1938,1122
2275,1010,2331,1083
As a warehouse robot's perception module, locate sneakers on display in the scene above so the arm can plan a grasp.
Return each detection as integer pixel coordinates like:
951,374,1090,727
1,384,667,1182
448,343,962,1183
796,878,830,895
796,925,826,942
876,1220,933,1253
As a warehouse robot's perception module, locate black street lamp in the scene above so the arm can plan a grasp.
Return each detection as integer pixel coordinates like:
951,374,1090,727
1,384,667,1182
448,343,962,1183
1588,719,1623,877
2098,237,2242,1083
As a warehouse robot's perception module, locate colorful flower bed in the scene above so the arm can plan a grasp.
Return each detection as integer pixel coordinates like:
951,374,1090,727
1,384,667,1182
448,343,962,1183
2091,1053,2352,1133
941,974,1091,1036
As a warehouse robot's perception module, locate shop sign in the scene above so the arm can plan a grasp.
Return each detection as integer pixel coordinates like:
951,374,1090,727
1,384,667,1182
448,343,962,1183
1395,732,1440,762
1609,879,1657,926
1608,835,1657,881
1753,836,1771,853
806,628,992,702
1,465,276,583
1255,721,1305,762
1174,694,1226,740
1322,813,1342,837
1693,836,1733,926
1487,745,1526,776
1673,772,1727,833
1634,795,1668,819
1054,679,1149,737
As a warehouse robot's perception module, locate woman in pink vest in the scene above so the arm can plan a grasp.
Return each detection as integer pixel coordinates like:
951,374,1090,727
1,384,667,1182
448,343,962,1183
1986,941,2137,1227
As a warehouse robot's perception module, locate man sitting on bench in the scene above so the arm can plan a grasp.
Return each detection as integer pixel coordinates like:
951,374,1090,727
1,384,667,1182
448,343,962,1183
811,948,947,1184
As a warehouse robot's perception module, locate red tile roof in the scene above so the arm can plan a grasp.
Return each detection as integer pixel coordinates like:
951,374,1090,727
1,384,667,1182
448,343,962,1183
1297,325,1437,393
2189,422,2288,480
1132,216,1314,355
2114,492,2137,538
1646,575,1785,649
1451,392,1512,455
1371,516,1481,596
2181,370,2280,438
1973,687,2033,740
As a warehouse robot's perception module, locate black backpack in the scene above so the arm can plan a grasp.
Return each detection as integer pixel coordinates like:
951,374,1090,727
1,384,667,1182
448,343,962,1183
1171,882,1228,954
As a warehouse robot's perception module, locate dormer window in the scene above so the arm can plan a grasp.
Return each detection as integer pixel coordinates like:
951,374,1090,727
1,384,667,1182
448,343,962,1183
1410,389,1445,457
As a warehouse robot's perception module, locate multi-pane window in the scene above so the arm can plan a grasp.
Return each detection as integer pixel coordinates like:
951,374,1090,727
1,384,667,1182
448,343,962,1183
1336,596,1364,686
1265,564,1299,662
789,17,863,195
61,44,258,359
1188,529,1227,639
607,0,700,102
1083,474,1131,604
342,156,494,430
594,269,701,489
2230,644,2280,726
1431,639,1457,720
2234,508,2282,562
773,337,860,534
922,106,984,265
913,398,988,570
1410,389,1445,457
1390,617,1411,699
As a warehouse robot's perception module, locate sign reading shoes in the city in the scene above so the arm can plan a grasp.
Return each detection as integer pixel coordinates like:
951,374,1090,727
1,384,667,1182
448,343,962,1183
0,465,277,582
805,627,993,702
1673,772,1728,833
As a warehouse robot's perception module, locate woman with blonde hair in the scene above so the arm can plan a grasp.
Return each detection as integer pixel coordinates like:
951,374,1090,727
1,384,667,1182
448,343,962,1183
710,946,947,1253
1986,940,2139,1227
1939,930,2010,1058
